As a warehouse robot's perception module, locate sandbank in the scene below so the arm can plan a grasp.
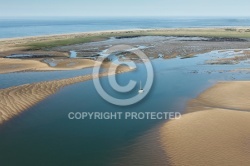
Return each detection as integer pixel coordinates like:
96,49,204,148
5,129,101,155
0,64,132,124
160,81,250,165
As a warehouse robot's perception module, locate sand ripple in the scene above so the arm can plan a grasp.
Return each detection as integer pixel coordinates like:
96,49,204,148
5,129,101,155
0,66,131,124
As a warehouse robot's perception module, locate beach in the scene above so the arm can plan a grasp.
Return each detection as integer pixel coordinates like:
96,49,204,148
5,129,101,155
160,81,250,166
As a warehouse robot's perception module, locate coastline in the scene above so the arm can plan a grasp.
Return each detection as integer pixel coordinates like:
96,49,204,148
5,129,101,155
160,81,250,165
1,27,250,74
1,27,250,41
1,27,250,52
0,28,149,41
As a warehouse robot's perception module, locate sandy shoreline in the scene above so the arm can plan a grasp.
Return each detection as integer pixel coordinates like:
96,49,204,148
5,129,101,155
0,29,150,53
1,27,250,52
0,29,148,41
160,81,250,166
0,64,132,125
1,27,250,41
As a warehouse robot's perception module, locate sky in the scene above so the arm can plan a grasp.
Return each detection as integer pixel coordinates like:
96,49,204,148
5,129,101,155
1,0,250,17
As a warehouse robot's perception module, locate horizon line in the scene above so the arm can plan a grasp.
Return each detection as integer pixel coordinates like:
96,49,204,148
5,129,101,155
1,16,250,18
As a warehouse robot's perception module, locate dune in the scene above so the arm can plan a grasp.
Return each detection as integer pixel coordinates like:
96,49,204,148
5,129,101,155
0,65,132,124
160,81,250,166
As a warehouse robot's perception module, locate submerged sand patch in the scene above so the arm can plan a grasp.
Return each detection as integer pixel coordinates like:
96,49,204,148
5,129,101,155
160,81,250,166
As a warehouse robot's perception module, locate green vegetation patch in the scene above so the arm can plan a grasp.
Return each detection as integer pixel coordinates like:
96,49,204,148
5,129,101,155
25,36,109,50
23,28,250,50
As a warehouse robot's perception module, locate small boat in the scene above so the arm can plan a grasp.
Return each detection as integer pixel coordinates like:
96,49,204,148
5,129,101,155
138,81,144,93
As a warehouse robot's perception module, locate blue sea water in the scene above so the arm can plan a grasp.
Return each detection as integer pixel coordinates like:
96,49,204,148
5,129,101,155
1,17,250,38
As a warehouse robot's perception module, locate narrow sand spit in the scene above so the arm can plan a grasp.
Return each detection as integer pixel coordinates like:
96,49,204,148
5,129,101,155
0,58,95,74
160,81,250,166
0,29,148,52
0,65,132,124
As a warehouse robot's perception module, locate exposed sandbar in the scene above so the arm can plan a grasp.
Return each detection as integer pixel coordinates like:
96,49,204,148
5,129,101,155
0,65,132,124
0,58,95,74
160,81,250,166
187,81,250,112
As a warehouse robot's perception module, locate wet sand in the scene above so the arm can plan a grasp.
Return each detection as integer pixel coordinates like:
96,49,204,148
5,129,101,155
56,36,250,60
0,65,132,124
0,58,95,74
1,28,250,74
160,81,250,166
206,50,250,65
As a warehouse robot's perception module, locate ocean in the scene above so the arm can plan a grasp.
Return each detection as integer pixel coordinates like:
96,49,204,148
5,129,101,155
1,17,250,38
